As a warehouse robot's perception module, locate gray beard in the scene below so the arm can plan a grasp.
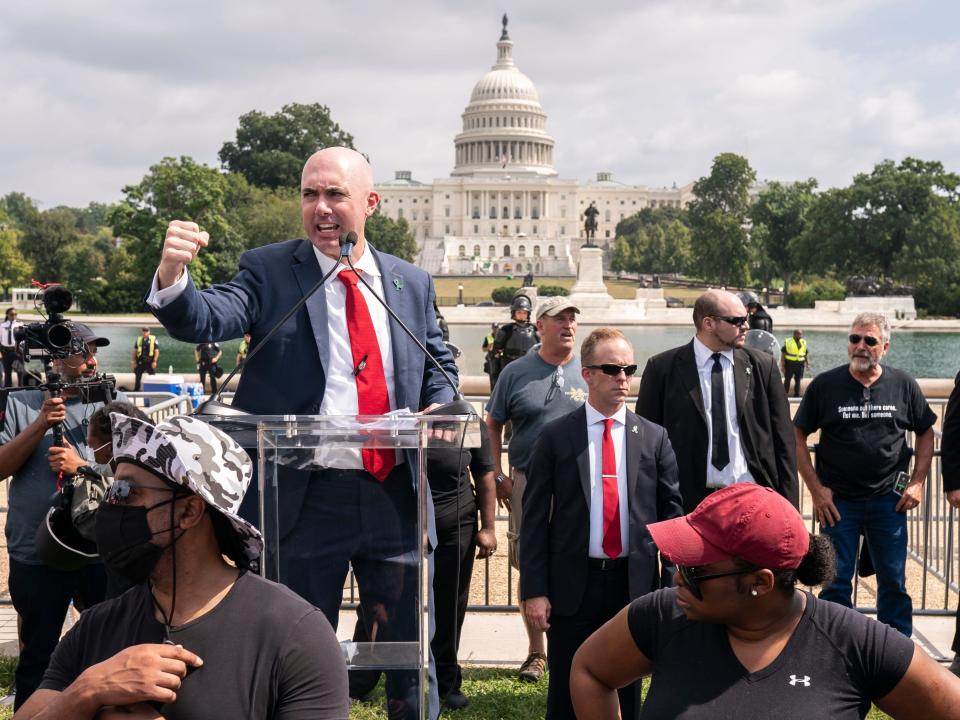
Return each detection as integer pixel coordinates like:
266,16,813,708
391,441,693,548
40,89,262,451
849,357,877,373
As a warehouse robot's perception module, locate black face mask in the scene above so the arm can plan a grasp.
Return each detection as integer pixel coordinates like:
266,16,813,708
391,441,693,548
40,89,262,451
95,499,178,584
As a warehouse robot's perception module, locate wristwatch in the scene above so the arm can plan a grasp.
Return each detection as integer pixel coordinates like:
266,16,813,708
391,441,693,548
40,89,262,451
495,472,509,486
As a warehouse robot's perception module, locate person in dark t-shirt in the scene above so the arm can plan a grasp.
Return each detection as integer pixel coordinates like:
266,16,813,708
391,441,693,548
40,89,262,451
793,313,935,637
15,412,348,720
568,484,960,720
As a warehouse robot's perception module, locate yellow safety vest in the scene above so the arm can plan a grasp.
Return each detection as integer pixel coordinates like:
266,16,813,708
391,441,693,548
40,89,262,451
135,334,157,358
784,337,807,362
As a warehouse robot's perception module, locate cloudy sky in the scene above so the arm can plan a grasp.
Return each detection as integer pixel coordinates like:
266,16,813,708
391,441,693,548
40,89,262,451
2,0,958,208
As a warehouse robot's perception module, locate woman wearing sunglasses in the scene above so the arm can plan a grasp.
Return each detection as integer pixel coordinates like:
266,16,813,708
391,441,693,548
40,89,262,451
570,484,960,719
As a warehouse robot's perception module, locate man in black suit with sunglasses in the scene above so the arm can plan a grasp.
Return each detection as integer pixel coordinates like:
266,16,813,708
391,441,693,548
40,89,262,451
635,289,798,513
521,328,683,720
793,312,935,637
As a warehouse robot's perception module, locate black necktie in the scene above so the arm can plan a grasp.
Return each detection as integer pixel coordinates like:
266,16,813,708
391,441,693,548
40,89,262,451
711,353,729,471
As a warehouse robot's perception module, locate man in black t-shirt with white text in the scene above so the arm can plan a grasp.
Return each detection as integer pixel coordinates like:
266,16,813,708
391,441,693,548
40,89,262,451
793,312,935,637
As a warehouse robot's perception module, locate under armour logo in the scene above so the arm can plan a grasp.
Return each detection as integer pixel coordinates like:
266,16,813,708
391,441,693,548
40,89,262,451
789,674,811,687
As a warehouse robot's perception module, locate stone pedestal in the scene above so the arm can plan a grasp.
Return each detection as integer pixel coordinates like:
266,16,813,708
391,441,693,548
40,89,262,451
814,295,917,321
570,247,608,295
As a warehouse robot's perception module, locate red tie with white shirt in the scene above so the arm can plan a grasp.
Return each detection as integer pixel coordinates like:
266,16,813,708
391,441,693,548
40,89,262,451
338,269,394,481
601,418,622,558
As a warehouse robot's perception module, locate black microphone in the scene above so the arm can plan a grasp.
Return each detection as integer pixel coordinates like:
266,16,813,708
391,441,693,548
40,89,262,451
194,236,349,417
340,231,357,258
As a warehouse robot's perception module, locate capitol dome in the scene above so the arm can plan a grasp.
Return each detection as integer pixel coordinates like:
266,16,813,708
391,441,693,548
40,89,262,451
452,16,557,177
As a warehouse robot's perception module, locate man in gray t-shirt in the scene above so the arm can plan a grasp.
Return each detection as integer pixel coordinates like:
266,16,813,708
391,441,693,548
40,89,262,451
485,296,586,683
0,323,123,709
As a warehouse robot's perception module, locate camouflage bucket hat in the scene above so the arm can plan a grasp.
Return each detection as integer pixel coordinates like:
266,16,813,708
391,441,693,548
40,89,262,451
110,413,262,567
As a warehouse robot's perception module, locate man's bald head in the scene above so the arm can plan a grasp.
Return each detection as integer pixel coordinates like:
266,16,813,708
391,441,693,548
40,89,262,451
693,290,746,331
299,146,380,261
301,147,373,192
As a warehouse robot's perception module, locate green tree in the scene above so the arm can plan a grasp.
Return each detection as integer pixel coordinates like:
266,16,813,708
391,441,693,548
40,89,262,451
364,210,417,262
225,178,302,250
20,207,81,283
0,191,39,226
609,236,634,273
749,179,818,304
219,103,355,189
688,153,756,285
110,156,246,295
798,158,960,280
59,234,108,292
0,223,33,296
612,207,691,276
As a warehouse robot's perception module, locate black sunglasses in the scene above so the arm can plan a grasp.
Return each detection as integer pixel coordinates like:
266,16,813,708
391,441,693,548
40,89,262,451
848,333,880,347
586,363,638,377
678,565,755,600
712,315,749,327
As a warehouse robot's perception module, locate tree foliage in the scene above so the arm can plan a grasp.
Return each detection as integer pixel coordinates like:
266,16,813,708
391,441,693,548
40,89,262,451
610,207,691,275
688,153,756,285
219,103,355,189
364,209,417,262
749,179,818,304
796,158,960,281
110,156,246,292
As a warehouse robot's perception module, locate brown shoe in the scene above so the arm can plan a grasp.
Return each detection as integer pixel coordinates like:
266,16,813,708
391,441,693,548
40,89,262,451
518,651,547,682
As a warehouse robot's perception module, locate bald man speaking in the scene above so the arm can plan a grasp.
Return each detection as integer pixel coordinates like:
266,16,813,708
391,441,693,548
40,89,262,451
147,147,457,719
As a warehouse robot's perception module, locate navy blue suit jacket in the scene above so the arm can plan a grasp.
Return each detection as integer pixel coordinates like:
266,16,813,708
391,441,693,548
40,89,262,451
519,405,683,616
153,238,458,539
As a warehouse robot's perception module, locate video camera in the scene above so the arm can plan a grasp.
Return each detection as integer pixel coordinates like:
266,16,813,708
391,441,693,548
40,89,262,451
15,284,85,360
7,283,116,405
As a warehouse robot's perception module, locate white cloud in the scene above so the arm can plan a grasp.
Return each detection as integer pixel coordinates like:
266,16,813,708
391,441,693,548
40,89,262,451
0,0,957,207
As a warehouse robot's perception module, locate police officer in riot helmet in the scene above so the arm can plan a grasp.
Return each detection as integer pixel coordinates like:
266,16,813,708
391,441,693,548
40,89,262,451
490,294,539,388
740,291,773,333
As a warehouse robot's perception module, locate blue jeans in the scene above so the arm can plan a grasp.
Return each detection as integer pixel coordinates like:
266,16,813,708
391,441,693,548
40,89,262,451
820,491,912,636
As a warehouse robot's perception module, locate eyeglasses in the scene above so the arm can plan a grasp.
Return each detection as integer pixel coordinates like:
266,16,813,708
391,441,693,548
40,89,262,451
104,479,184,505
552,364,565,389
712,315,749,327
678,565,756,600
848,334,880,347
586,363,638,377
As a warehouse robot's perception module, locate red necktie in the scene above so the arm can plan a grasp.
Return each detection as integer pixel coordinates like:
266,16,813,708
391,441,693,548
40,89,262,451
601,418,622,558
338,269,394,482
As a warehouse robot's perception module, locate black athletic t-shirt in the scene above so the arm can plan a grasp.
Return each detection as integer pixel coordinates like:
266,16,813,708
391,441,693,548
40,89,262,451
39,571,349,720
627,588,914,720
428,421,494,521
793,365,936,499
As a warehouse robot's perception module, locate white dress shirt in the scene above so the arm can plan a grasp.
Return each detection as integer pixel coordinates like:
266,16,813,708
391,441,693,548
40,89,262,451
0,319,21,349
585,401,629,559
692,337,754,489
147,244,398,470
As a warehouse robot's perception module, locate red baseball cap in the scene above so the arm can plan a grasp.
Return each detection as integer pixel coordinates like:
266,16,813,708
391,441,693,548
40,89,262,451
647,484,809,570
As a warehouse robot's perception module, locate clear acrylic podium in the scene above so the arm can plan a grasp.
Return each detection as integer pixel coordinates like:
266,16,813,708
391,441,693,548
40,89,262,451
204,412,481,720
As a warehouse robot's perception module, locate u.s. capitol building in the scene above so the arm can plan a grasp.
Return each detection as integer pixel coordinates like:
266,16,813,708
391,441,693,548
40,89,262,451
375,17,694,277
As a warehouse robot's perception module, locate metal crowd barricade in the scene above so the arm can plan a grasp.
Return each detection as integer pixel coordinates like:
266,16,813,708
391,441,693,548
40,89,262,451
431,394,960,617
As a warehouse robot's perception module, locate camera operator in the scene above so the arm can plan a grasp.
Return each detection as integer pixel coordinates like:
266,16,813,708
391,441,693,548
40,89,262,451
0,323,126,710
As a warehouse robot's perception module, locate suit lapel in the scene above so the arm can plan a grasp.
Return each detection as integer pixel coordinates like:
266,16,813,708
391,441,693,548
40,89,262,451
625,410,641,511
371,245,409,409
573,407,591,506
291,240,330,377
677,341,707,425
733,349,751,421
